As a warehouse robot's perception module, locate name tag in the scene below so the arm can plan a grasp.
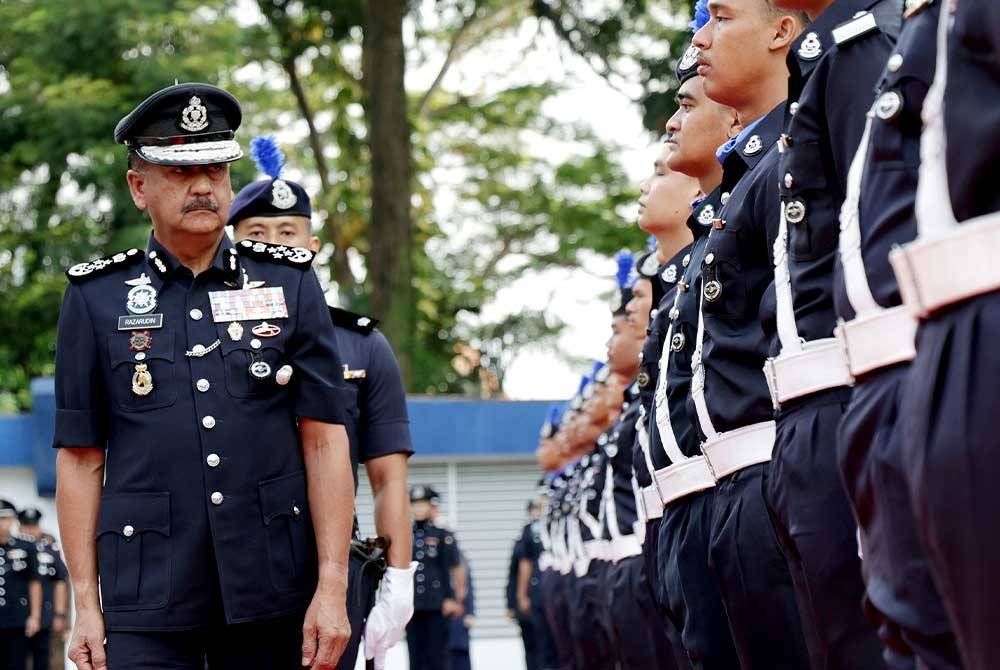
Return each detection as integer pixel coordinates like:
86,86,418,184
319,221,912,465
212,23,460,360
209,287,288,323
118,314,164,331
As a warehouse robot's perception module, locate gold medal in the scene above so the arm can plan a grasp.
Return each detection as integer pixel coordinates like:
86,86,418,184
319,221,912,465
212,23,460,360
132,363,154,397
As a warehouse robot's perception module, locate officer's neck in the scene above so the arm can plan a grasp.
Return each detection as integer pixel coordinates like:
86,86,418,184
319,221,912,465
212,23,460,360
0,528,9,544
655,225,694,266
698,172,723,205
805,0,835,21
152,225,224,276
733,69,788,131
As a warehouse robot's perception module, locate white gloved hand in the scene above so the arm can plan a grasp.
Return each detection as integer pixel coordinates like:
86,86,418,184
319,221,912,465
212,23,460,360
364,561,418,670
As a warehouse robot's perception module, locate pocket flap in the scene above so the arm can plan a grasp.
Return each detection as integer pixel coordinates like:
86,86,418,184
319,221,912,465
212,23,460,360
96,492,171,539
259,471,308,526
108,329,175,368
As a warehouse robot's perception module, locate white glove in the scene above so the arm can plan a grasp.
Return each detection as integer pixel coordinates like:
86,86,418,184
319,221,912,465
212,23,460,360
364,562,417,670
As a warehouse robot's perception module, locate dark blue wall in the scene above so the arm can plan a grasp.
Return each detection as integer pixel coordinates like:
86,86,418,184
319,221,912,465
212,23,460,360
1,378,549,497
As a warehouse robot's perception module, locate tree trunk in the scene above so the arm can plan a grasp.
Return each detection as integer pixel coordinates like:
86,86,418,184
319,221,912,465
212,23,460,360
362,0,414,385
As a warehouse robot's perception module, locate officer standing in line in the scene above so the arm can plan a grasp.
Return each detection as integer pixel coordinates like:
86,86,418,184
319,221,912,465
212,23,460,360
0,500,42,669
829,1,961,668
538,455,577,670
644,31,742,670
447,552,475,670
18,508,68,670
506,511,533,666
689,3,814,667
54,83,356,670
761,0,898,666
896,1,1000,667
228,135,418,670
515,497,559,670
406,485,466,670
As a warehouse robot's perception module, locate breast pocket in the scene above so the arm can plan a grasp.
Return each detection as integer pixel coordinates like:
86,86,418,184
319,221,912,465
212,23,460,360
701,230,748,320
217,322,291,399
106,329,177,412
96,492,171,611
782,140,830,261
259,471,315,593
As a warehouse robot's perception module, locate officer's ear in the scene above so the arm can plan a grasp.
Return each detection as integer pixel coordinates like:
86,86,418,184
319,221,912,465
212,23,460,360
308,236,321,253
126,152,150,212
769,13,803,53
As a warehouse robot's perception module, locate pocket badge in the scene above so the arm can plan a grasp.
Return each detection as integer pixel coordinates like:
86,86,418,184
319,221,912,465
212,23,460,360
132,363,154,397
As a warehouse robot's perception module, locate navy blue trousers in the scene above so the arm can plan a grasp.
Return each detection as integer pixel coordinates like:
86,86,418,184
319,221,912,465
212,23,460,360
901,294,1000,670
568,561,615,670
708,463,811,670
607,554,682,670
840,364,961,670
541,570,576,670
768,388,886,670
658,489,739,670
407,610,450,670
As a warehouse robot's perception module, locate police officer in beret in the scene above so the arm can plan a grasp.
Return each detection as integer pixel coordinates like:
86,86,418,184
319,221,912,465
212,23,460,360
17,508,68,670
54,83,356,670
0,500,42,669
406,485,466,670
228,134,417,670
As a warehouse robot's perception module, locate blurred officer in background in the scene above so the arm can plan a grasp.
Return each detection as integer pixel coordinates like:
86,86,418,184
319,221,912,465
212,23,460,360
0,500,41,670
18,508,68,670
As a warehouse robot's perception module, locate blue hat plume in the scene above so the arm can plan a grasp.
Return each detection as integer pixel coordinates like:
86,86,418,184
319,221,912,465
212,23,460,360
615,250,635,290
548,404,563,426
577,374,592,396
690,0,710,32
250,134,285,180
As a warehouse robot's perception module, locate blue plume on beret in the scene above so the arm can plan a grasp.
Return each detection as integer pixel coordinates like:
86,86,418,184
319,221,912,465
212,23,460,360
577,374,592,396
690,0,710,32
548,404,563,426
615,250,635,290
250,134,285,180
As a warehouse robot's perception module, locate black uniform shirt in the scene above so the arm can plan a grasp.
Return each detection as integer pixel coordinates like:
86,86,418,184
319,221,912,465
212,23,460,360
688,105,786,438
329,307,413,489
577,449,607,544
779,0,900,344
647,192,720,469
53,234,349,630
0,535,40,630
945,0,1000,221
603,382,642,534
34,537,68,629
835,0,940,320
412,520,461,612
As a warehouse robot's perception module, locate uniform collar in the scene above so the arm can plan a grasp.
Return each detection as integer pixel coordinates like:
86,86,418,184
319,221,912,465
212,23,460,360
721,103,785,178
790,0,880,74
145,232,241,287
687,187,724,237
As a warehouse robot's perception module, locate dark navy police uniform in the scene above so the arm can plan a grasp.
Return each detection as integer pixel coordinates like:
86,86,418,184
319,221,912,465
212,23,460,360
766,4,899,669
407,486,461,670
30,533,68,670
0,516,40,669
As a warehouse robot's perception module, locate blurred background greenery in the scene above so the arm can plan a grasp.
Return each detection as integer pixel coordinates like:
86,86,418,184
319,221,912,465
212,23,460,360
0,0,697,411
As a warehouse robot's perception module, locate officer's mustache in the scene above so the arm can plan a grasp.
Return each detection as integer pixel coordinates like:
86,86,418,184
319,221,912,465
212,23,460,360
182,197,219,214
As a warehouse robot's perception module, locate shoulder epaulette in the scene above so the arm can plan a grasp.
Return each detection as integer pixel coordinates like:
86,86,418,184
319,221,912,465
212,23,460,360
833,10,879,46
236,239,314,269
66,248,144,284
904,0,934,19
329,306,379,335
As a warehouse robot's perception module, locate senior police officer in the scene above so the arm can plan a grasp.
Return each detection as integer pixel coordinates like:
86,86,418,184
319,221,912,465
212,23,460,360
54,83,357,670
690,2,814,666
0,500,42,669
18,507,69,670
895,1,1000,667
228,135,417,670
759,0,900,667
406,485,466,670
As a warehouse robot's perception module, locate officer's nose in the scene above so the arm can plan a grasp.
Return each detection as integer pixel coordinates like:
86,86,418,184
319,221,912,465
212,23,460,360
188,167,214,195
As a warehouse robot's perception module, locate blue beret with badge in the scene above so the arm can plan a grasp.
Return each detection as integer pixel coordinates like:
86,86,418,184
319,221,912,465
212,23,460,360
228,135,312,227
613,250,638,316
0,498,16,518
410,485,441,503
115,82,243,166
17,507,41,525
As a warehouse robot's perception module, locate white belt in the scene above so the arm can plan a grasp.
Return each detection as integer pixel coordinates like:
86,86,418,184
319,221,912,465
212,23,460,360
641,485,664,520
702,420,776,480
610,535,643,562
539,553,553,571
653,456,716,507
891,216,1000,318
584,539,611,562
835,306,916,376
763,338,854,409
573,558,590,578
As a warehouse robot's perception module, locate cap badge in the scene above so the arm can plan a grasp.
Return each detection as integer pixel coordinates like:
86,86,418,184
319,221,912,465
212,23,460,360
798,32,823,61
679,44,700,72
271,179,297,210
743,135,763,156
697,204,716,226
179,96,210,133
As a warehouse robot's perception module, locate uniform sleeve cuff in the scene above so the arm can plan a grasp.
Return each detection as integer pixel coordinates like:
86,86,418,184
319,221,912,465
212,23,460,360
295,381,350,426
361,421,414,461
53,409,105,448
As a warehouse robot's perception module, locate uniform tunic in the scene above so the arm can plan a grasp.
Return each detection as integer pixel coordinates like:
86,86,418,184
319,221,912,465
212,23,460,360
54,234,348,631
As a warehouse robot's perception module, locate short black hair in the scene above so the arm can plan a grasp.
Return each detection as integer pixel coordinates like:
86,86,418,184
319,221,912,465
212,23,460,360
764,0,810,27
128,150,146,172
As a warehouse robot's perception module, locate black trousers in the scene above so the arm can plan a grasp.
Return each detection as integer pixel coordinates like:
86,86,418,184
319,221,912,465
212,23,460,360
541,570,575,670
29,628,52,670
567,561,615,670
0,627,28,670
520,615,540,670
106,616,303,670
606,555,680,670
768,388,886,670
642,517,668,617
658,489,739,670
709,463,811,670
840,364,961,670
406,610,450,670
337,547,381,670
